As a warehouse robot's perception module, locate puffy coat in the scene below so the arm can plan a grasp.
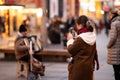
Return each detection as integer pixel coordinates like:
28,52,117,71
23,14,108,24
107,16,120,65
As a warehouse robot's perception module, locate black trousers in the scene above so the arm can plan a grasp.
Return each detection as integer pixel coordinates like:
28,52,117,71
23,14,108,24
19,54,43,72
19,54,42,62
33,54,42,62
113,65,120,80
19,55,30,62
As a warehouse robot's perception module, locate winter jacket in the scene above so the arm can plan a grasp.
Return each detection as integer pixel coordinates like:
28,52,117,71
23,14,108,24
107,16,120,65
14,36,29,60
67,32,96,80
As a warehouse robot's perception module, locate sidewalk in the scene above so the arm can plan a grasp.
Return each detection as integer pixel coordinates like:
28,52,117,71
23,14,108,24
0,61,114,80
95,32,114,80
0,31,115,80
0,61,68,80
94,63,114,80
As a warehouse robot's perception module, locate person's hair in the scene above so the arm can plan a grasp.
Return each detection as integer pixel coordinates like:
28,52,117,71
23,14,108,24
110,8,120,21
19,24,27,32
76,15,88,27
76,15,93,32
111,13,119,21
86,20,94,32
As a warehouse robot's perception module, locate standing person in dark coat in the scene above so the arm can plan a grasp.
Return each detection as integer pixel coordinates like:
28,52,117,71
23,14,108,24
47,16,63,44
65,14,75,32
0,16,5,38
67,15,99,80
107,8,120,80
105,15,110,36
63,14,75,48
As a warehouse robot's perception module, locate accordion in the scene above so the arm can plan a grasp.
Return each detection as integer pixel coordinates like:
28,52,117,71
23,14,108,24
24,35,42,53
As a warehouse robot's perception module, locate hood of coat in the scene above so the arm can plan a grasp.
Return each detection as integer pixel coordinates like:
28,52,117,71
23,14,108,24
78,32,96,45
67,32,96,47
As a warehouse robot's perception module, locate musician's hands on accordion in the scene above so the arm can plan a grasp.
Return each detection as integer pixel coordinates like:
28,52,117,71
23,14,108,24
24,35,43,54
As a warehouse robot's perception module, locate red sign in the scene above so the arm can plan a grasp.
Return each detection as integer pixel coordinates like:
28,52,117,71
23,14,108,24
37,0,42,7
5,0,15,4
103,6,110,12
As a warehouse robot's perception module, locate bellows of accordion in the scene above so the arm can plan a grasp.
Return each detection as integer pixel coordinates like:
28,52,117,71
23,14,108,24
24,35,42,53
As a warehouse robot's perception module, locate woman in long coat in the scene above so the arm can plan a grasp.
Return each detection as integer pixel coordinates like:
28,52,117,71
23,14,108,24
67,15,99,80
107,8,120,80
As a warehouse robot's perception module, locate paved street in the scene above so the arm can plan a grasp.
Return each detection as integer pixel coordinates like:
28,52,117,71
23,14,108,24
94,32,114,80
0,31,115,80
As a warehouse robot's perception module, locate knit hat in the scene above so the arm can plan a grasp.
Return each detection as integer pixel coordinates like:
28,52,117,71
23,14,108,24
19,24,27,32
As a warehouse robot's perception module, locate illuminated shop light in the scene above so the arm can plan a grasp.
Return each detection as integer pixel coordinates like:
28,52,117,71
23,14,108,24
36,8,43,17
114,0,120,6
0,6,9,10
24,8,43,17
88,1,95,12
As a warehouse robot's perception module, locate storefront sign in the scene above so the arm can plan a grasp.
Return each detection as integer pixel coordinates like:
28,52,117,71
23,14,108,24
49,0,58,18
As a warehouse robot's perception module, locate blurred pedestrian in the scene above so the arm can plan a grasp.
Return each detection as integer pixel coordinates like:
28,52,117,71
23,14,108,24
47,16,63,44
65,13,75,33
99,19,105,34
107,8,120,80
0,16,5,38
105,15,110,36
67,15,99,80
63,13,76,48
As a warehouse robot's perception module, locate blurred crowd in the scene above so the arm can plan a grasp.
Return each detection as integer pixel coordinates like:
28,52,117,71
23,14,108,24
0,13,110,48
46,14,110,48
46,14,75,48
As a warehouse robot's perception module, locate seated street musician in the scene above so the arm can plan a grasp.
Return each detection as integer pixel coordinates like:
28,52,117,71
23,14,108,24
14,24,44,77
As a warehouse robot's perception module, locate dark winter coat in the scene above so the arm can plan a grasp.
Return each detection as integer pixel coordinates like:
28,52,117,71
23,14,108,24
67,32,96,80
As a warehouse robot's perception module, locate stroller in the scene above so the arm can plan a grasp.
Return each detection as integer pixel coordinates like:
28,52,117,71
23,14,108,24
27,41,45,80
